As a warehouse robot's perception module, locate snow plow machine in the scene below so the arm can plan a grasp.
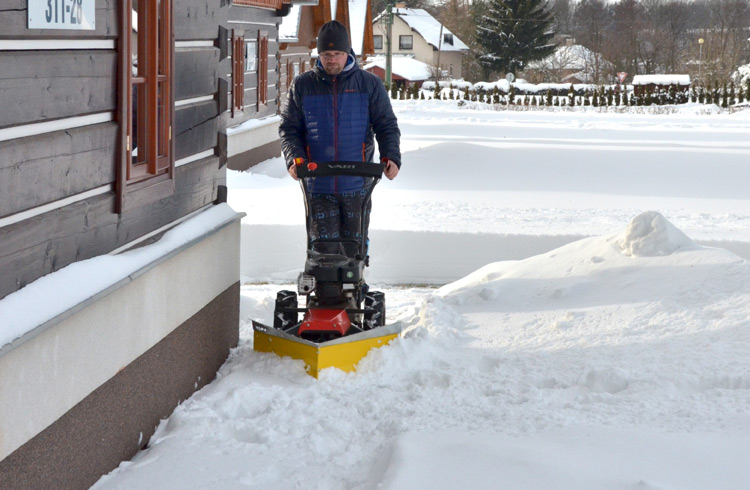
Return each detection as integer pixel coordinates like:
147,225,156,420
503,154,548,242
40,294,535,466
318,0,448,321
253,161,401,377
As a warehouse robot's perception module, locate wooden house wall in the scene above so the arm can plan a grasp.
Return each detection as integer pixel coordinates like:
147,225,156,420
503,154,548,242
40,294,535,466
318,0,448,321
0,0,231,301
225,5,281,127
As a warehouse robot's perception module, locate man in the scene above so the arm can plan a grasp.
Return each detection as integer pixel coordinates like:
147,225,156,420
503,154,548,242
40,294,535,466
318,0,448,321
279,20,401,253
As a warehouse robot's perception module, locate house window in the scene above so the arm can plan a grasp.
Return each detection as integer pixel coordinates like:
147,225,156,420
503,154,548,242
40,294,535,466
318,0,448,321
257,32,269,107
245,40,257,72
118,0,174,213
399,35,413,50
443,33,453,46
373,35,383,50
232,31,245,117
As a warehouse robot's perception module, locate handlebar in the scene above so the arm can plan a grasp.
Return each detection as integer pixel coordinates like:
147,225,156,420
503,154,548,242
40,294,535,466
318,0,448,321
296,161,386,179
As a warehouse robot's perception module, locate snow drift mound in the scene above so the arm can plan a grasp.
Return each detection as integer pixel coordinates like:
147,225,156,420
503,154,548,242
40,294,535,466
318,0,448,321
435,211,720,305
616,211,697,257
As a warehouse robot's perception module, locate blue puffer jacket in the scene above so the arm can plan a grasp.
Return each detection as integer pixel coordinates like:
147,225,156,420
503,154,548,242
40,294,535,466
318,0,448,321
279,52,401,193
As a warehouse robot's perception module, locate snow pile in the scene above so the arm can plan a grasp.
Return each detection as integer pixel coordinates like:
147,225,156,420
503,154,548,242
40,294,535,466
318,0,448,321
616,210,696,257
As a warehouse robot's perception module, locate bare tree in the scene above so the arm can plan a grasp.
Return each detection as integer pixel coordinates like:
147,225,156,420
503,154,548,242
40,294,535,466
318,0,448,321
550,0,575,38
572,0,611,82
611,0,646,76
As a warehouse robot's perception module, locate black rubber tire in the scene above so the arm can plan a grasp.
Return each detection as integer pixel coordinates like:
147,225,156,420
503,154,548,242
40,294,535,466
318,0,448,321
273,290,298,330
363,291,386,329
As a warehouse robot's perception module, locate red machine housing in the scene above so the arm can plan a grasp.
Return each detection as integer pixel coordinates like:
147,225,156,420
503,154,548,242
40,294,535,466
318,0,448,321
297,308,352,338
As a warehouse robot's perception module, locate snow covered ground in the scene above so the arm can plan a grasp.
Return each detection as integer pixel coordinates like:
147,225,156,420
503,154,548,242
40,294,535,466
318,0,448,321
93,101,750,489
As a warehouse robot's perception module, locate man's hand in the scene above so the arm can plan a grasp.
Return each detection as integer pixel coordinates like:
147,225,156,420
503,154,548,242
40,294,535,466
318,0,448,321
288,164,299,180
384,159,399,180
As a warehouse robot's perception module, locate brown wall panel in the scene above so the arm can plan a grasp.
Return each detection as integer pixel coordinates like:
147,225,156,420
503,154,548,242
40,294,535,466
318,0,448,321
175,101,220,160
0,50,117,129
0,123,117,219
175,47,223,100
174,0,230,41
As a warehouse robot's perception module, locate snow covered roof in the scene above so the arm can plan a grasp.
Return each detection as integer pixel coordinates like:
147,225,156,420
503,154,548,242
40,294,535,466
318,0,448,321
363,55,432,81
349,0,369,55
632,74,691,86
279,5,303,43
384,8,468,52
527,44,612,72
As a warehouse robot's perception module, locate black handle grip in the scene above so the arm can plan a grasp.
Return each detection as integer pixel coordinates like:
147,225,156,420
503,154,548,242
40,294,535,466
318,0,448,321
296,161,386,179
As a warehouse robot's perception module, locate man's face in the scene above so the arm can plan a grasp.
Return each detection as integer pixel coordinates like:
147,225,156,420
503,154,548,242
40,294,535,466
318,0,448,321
319,50,347,76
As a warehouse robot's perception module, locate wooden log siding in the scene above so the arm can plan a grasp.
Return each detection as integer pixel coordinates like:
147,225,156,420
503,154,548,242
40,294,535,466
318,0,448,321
0,50,116,129
0,0,118,39
173,0,230,41
175,47,223,100
0,156,222,300
175,100,220,161
0,123,117,219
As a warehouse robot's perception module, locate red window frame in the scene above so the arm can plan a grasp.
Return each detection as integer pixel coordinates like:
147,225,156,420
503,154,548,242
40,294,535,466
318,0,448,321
233,0,285,8
118,0,175,213
232,30,245,117
257,31,269,107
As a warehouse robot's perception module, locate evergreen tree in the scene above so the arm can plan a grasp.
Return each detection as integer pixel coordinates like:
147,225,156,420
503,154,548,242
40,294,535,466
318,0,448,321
476,0,556,76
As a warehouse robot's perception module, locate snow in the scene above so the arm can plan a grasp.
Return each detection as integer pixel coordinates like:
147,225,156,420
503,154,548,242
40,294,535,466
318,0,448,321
226,114,280,135
733,63,750,85
84,100,750,489
278,5,301,42
632,74,691,86
527,43,613,72
363,55,432,81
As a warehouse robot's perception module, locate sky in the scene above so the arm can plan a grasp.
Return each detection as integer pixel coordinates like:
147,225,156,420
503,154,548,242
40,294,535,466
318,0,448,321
35,98,750,489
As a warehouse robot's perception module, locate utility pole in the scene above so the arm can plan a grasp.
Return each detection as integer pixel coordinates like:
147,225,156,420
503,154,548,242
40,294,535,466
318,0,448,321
698,37,704,85
385,0,395,90
435,23,443,82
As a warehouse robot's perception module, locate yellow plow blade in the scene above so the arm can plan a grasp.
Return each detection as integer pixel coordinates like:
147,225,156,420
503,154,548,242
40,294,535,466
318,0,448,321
252,321,401,378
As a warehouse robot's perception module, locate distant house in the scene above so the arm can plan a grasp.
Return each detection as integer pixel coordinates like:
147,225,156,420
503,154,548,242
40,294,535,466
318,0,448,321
526,41,613,84
632,74,691,96
372,7,469,80
363,55,431,88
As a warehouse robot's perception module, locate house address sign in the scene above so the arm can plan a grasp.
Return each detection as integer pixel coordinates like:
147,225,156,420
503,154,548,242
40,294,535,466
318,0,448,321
28,0,95,30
